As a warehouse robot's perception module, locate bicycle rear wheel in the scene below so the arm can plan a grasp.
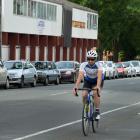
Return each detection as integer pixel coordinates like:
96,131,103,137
82,103,90,136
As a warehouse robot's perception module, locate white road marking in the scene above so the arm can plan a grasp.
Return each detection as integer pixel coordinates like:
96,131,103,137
101,102,140,115
12,101,140,140
137,112,140,115
12,120,81,140
50,91,69,96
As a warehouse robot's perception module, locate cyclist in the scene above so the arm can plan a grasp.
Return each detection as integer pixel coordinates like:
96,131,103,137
73,50,104,120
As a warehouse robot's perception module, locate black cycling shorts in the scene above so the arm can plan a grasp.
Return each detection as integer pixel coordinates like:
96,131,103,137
83,80,104,89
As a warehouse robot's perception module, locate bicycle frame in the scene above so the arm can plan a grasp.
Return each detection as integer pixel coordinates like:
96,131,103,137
86,90,94,120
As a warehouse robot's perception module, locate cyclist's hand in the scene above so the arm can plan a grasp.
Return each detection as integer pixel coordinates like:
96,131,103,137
73,87,78,96
94,86,101,97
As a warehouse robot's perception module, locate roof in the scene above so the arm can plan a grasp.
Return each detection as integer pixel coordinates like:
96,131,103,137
42,0,98,13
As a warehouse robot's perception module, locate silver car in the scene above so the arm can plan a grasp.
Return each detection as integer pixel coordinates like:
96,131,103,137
32,61,61,85
4,60,37,88
0,60,9,89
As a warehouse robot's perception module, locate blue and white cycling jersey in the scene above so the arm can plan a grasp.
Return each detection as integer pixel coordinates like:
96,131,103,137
80,62,104,83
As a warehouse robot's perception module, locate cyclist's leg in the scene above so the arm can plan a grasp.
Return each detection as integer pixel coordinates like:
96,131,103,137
93,87,100,109
92,80,104,120
93,80,104,107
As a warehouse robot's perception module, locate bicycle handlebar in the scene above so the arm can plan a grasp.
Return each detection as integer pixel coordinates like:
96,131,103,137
74,88,100,97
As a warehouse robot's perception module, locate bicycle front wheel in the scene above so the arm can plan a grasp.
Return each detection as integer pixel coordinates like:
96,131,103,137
91,102,99,133
82,103,90,136
91,102,96,133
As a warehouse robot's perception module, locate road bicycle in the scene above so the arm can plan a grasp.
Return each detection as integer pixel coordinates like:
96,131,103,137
75,88,100,136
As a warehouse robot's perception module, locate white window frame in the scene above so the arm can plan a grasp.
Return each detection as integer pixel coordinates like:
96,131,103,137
47,4,57,21
87,13,97,30
13,0,27,16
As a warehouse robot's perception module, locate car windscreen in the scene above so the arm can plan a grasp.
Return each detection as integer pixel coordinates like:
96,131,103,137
56,62,74,69
5,62,23,70
115,63,122,68
131,62,139,67
107,63,112,67
34,62,48,70
123,62,129,67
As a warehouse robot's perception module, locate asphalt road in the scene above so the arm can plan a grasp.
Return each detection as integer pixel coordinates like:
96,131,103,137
0,77,140,140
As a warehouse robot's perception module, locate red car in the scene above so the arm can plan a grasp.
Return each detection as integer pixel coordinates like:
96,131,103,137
55,61,80,83
115,63,125,78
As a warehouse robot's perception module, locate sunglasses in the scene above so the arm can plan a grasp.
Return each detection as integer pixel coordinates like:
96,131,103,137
87,58,96,61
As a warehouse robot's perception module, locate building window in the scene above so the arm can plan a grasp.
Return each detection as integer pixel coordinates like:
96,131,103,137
47,4,57,21
87,13,98,30
37,2,46,19
28,0,37,18
13,0,27,16
13,0,57,22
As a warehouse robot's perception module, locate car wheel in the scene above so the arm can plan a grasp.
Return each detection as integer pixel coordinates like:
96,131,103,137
130,72,133,77
72,74,76,83
104,72,106,80
108,73,111,80
116,73,119,79
19,77,24,88
59,79,62,84
135,72,137,77
5,78,10,89
55,77,60,85
113,73,115,79
44,77,48,86
31,77,36,87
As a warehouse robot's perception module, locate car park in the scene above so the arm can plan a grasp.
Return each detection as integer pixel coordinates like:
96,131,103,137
0,60,9,89
4,60,37,88
32,61,60,85
55,61,80,83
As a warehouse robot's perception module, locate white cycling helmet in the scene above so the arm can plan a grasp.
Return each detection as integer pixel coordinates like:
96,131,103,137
86,50,98,58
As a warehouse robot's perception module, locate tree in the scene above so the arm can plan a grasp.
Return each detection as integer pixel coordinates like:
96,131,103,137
69,0,140,60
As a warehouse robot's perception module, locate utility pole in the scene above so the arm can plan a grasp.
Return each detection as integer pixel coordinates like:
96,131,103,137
0,0,2,59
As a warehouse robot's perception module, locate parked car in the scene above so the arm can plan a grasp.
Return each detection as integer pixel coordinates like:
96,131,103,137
103,61,118,79
98,61,106,75
130,60,140,76
55,61,80,83
122,62,133,77
115,62,125,78
127,61,137,77
32,61,60,85
0,60,9,89
4,60,37,88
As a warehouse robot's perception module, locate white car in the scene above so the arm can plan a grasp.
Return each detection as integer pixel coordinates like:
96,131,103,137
126,61,137,77
4,60,37,88
0,60,9,89
104,61,117,79
130,60,140,76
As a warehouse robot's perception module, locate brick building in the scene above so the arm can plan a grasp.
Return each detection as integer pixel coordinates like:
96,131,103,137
1,0,98,62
